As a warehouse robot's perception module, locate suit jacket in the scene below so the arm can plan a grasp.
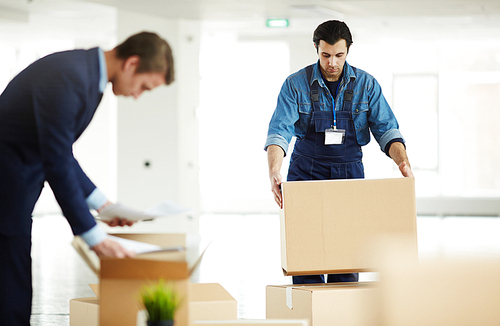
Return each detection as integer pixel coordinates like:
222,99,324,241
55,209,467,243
0,48,103,236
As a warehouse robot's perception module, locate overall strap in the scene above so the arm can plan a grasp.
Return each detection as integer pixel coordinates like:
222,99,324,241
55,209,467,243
342,66,357,112
305,65,322,111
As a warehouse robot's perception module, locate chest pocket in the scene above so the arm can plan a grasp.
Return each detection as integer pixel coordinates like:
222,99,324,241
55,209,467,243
353,104,369,132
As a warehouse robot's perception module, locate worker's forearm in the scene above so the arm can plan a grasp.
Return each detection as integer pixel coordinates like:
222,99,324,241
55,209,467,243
267,145,285,177
389,142,410,168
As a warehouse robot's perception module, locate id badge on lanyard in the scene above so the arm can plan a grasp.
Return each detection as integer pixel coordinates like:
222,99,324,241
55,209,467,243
325,127,345,145
324,85,344,145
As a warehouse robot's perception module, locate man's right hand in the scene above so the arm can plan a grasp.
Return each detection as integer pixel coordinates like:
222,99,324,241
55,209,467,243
267,145,286,209
270,171,283,209
92,238,135,259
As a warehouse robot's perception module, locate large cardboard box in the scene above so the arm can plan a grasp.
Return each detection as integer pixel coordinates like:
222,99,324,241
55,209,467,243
70,283,237,326
379,256,500,325
99,233,193,326
194,320,308,325
266,283,379,326
70,297,99,326
280,177,417,275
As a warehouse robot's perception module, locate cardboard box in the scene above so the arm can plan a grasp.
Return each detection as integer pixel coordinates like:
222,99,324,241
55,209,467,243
70,297,99,326
189,283,237,321
99,233,194,326
194,320,308,325
379,257,500,325
71,283,237,326
266,283,379,326
280,177,417,275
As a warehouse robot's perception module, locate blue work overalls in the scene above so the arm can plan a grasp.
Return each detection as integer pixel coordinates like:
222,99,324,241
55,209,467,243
288,65,363,284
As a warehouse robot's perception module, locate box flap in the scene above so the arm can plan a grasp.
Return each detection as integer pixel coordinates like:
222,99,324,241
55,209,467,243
189,283,236,302
100,258,189,279
89,284,99,298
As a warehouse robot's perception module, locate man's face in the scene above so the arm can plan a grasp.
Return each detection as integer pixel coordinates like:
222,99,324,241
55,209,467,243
316,39,348,82
112,71,165,99
112,56,166,98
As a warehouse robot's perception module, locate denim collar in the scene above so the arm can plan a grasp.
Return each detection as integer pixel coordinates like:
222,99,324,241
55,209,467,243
310,60,356,89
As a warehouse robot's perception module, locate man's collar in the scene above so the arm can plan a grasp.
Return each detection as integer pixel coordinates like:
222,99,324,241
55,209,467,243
97,48,108,93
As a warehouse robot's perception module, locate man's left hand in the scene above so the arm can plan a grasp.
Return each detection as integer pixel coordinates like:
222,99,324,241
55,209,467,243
102,217,135,227
398,161,414,178
97,201,136,227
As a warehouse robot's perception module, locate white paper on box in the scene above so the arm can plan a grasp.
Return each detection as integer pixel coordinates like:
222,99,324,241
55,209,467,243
98,200,190,222
286,287,293,310
107,235,184,254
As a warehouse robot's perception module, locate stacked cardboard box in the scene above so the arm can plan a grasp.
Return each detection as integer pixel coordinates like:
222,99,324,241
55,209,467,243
267,178,418,326
266,283,379,326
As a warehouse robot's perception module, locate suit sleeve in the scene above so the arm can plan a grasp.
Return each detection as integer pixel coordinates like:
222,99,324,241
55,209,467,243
32,68,98,236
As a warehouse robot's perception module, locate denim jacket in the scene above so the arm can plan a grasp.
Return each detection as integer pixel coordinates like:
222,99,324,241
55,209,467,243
265,61,404,155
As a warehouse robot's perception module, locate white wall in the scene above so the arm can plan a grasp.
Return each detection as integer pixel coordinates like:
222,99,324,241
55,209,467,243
113,9,201,234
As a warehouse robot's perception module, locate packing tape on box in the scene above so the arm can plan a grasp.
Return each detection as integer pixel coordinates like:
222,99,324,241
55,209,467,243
286,287,293,310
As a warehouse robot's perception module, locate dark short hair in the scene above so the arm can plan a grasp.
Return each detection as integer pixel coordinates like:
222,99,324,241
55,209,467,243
115,31,175,85
313,20,353,51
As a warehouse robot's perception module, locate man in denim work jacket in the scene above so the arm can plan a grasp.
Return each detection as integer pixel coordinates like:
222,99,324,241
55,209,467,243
265,20,413,285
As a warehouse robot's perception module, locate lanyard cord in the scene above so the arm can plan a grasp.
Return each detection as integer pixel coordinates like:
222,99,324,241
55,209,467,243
331,80,341,130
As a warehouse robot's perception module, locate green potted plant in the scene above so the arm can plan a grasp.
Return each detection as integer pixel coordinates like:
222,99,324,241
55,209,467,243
139,279,181,326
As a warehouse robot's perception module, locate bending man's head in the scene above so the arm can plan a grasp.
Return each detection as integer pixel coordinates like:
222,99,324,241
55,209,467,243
115,31,175,85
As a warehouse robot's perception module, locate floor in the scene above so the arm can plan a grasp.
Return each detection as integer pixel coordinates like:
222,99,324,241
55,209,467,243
30,213,500,325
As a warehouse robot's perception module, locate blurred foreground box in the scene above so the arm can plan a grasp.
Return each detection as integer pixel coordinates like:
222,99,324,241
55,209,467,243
379,256,500,325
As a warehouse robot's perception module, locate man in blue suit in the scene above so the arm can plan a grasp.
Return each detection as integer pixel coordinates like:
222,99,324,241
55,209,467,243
0,31,175,325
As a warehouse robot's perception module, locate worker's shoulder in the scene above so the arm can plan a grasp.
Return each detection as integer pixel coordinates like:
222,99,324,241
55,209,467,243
350,65,377,83
284,66,309,86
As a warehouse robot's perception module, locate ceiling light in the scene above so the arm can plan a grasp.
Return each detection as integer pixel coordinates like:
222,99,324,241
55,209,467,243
266,19,289,28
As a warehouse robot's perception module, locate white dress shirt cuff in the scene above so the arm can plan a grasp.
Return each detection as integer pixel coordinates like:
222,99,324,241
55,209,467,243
86,188,108,211
80,224,107,248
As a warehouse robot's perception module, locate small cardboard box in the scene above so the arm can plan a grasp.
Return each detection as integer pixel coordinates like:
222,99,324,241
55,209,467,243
266,283,379,326
379,257,500,325
69,297,99,326
99,233,196,326
194,320,308,325
189,283,237,321
280,177,417,275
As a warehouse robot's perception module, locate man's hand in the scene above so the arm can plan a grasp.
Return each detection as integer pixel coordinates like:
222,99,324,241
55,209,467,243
92,238,135,258
267,145,286,208
270,171,283,209
389,142,414,178
398,161,414,178
97,201,135,227
103,217,135,227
